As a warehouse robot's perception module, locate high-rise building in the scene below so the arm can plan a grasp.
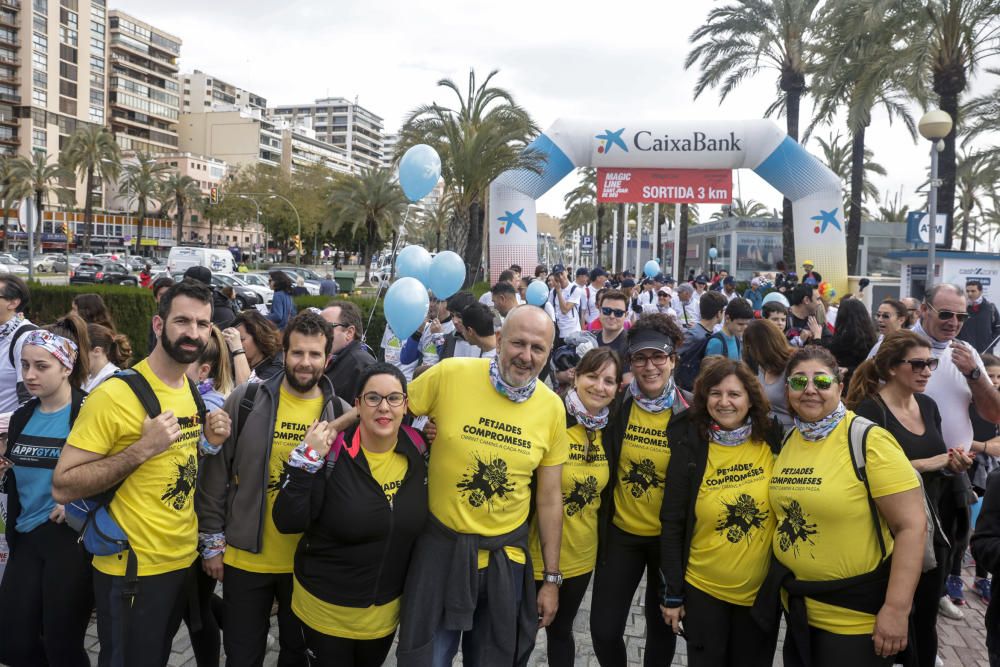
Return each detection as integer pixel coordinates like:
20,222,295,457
177,106,281,170
107,10,180,155
381,132,398,169
269,97,383,171
181,69,265,113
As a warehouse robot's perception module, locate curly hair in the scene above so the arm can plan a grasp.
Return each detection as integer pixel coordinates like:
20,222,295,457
690,357,773,443
627,312,684,351
231,310,282,360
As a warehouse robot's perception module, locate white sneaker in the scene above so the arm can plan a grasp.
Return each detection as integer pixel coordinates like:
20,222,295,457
936,655,945,667
939,595,965,620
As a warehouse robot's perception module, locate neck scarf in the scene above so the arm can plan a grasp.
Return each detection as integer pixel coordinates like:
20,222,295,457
795,401,847,442
24,329,78,370
489,357,536,404
710,418,753,446
974,296,984,306
629,377,676,414
565,389,609,431
911,320,949,350
0,312,25,343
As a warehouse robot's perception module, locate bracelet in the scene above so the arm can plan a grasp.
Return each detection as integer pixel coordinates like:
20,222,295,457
232,349,246,356
661,594,685,608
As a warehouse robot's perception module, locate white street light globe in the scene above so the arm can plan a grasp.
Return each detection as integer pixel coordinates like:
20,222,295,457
918,110,953,140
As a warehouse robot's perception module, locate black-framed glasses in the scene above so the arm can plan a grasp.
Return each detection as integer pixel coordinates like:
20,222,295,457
787,374,838,392
875,312,896,320
899,358,939,372
925,302,968,323
361,391,406,408
329,322,352,330
630,352,673,367
601,307,626,318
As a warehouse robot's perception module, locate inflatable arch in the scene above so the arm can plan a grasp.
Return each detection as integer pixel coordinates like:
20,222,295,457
488,119,847,294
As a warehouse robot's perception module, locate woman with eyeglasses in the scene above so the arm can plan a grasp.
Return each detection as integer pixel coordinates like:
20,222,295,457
528,347,621,667
875,299,908,339
845,330,971,667
273,362,428,666
759,346,925,667
591,313,686,667
659,357,781,666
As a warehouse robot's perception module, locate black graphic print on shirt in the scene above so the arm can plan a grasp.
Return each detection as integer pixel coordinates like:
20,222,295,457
564,475,600,516
777,499,818,557
715,493,770,544
161,454,198,510
457,454,514,510
620,458,665,500
8,433,64,469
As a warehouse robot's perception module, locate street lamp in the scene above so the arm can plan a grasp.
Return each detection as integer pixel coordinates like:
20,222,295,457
267,194,302,265
918,110,953,290
237,195,262,270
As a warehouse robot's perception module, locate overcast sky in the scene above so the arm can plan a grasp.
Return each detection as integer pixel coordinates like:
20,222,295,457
125,0,998,219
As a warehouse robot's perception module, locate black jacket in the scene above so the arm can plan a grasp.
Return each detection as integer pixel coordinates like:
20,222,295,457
272,425,428,607
212,289,236,328
658,410,782,602
958,298,1000,355
1,386,87,549
323,339,375,404
972,469,1000,652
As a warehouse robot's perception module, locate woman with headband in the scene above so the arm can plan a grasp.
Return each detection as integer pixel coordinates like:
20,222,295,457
0,314,93,666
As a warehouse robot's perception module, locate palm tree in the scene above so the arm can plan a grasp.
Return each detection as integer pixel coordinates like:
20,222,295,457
158,173,204,245
8,151,72,253
686,0,823,266
0,156,29,252
327,168,408,285
398,69,542,286
61,125,120,252
119,153,170,255
710,197,771,219
815,133,888,222
953,150,999,250
404,189,454,252
962,72,1000,161
563,168,610,265
878,190,911,222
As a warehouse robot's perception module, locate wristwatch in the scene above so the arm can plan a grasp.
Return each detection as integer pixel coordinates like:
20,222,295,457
965,368,982,381
542,571,563,587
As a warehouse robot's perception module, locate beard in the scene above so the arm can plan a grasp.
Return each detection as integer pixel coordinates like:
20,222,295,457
160,329,207,364
285,364,324,393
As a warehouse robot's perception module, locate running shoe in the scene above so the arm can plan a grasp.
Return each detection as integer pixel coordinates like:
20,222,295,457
947,574,967,605
975,577,992,604
939,595,965,620
935,655,945,667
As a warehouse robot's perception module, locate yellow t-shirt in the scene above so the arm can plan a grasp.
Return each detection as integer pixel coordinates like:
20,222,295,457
407,358,570,569
530,425,610,579
613,405,672,537
685,440,776,606
225,387,324,573
768,414,920,634
68,360,203,576
291,445,408,639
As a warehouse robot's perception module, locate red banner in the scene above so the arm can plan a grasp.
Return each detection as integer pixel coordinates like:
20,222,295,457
597,168,733,204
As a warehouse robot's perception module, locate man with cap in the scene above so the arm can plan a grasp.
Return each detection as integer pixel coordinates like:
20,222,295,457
580,267,607,326
636,274,665,312
802,260,822,285
656,289,677,318
693,274,709,299
184,265,236,327
548,263,582,343
721,275,739,303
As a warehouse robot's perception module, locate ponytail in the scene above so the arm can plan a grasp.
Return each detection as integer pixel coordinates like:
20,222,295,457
844,330,932,410
844,359,881,410
44,312,91,389
87,323,133,369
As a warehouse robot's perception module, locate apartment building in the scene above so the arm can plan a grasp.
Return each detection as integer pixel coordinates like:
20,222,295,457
177,106,280,169
107,9,180,154
269,96,383,170
181,69,265,113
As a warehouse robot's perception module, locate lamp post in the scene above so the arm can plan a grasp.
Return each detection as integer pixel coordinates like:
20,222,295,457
267,194,302,265
918,110,953,290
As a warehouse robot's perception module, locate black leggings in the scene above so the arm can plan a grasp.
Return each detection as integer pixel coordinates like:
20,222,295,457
682,583,777,667
534,571,592,667
300,625,394,667
907,558,945,667
783,625,893,667
0,520,93,667
590,525,675,667
182,560,224,667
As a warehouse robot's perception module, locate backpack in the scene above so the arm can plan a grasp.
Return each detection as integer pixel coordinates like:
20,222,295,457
675,330,726,391
323,423,428,478
7,322,38,367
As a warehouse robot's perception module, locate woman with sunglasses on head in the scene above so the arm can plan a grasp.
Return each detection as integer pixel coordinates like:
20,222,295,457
846,330,970,667
743,318,795,435
273,362,428,666
528,347,621,667
759,346,926,667
659,357,781,667
0,314,92,666
591,312,686,667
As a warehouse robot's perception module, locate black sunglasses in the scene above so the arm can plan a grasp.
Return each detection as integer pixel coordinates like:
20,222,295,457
899,358,939,372
926,302,968,323
601,307,626,318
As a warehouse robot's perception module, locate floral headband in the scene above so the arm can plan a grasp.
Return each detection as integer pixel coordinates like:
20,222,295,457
24,329,78,370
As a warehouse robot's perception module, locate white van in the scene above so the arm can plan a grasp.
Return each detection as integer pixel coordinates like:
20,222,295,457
167,246,236,275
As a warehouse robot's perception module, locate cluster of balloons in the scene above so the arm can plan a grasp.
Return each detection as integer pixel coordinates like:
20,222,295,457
384,247,466,339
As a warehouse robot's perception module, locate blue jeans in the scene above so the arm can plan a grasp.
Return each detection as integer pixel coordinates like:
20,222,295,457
430,562,525,667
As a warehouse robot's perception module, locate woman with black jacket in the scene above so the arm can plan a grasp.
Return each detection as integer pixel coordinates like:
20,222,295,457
659,357,781,667
273,362,428,667
0,314,93,666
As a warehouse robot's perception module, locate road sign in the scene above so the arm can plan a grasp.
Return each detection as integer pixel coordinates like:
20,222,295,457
581,235,594,250
17,197,36,233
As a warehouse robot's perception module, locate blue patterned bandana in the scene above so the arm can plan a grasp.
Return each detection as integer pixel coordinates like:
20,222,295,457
489,357,537,404
565,389,609,431
629,378,676,414
795,401,847,442
710,418,753,446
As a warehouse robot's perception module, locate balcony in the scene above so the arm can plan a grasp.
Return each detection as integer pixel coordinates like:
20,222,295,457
0,133,18,146
0,12,16,28
0,114,17,126
0,34,16,49
0,91,19,104
0,55,18,67
0,0,18,10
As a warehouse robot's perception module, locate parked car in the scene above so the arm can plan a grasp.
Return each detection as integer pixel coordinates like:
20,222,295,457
0,262,28,275
216,272,273,307
69,260,136,286
209,274,262,311
0,253,21,266
53,254,85,274
267,269,320,296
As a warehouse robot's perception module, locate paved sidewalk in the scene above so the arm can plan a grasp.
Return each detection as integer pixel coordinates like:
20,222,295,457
81,566,991,666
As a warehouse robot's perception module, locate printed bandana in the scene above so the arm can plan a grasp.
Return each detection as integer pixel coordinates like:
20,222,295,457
565,389,609,431
24,329,78,370
795,401,847,442
489,357,536,404
0,312,25,344
710,418,753,446
911,321,949,351
629,377,676,414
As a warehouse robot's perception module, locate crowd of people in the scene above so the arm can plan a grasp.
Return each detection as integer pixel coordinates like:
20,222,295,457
1,257,1000,667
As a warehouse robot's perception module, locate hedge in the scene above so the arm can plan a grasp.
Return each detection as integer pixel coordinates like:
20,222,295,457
293,295,386,351
28,283,157,359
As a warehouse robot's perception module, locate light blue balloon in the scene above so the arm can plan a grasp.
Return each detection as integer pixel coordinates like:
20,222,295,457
384,277,429,339
525,280,548,306
761,291,789,308
396,245,431,285
398,144,442,202
426,251,465,299
643,260,660,279
708,247,719,259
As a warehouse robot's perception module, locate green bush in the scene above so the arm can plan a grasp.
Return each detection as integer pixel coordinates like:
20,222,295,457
471,281,490,298
293,294,386,351
28,283,157,359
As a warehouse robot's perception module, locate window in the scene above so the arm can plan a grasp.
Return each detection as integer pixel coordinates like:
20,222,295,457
90,36,103,52
88,106,103,123
59,27,78,47
32,51,47,69
60,8,78,26
33,0,46,12
90,19,104,35
59,80,76,97
89,88,102,105
59,43,77,63
32,33,47,51
90,72,103,90
33,70,46,87
59,96,76,115
32,88,47,105
32,127,45,148
59,62,77,80
60,0,79,11
33,14,47,33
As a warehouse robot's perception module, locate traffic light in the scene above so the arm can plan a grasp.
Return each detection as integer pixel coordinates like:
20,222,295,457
210,187,219,204
293,234,303,253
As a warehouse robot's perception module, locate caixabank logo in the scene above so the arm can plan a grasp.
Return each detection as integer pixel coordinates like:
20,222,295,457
596,128,745,154
595,129,628,154
810,208,841,235
497,209,526,235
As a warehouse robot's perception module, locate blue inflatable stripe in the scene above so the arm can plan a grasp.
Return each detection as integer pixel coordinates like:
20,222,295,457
496,133,575,198
753,136,835,201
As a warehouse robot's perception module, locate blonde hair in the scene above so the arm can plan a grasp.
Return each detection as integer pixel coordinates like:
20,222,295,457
199,326,234,397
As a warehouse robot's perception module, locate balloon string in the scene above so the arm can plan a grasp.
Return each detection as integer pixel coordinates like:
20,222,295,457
364,207,411,349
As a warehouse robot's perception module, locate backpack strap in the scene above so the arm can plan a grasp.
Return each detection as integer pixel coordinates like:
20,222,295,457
113,369,161,418
846,415,888,560
187,377,207,427
237,383,261,438
401,424,428,456
8,322,38,368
